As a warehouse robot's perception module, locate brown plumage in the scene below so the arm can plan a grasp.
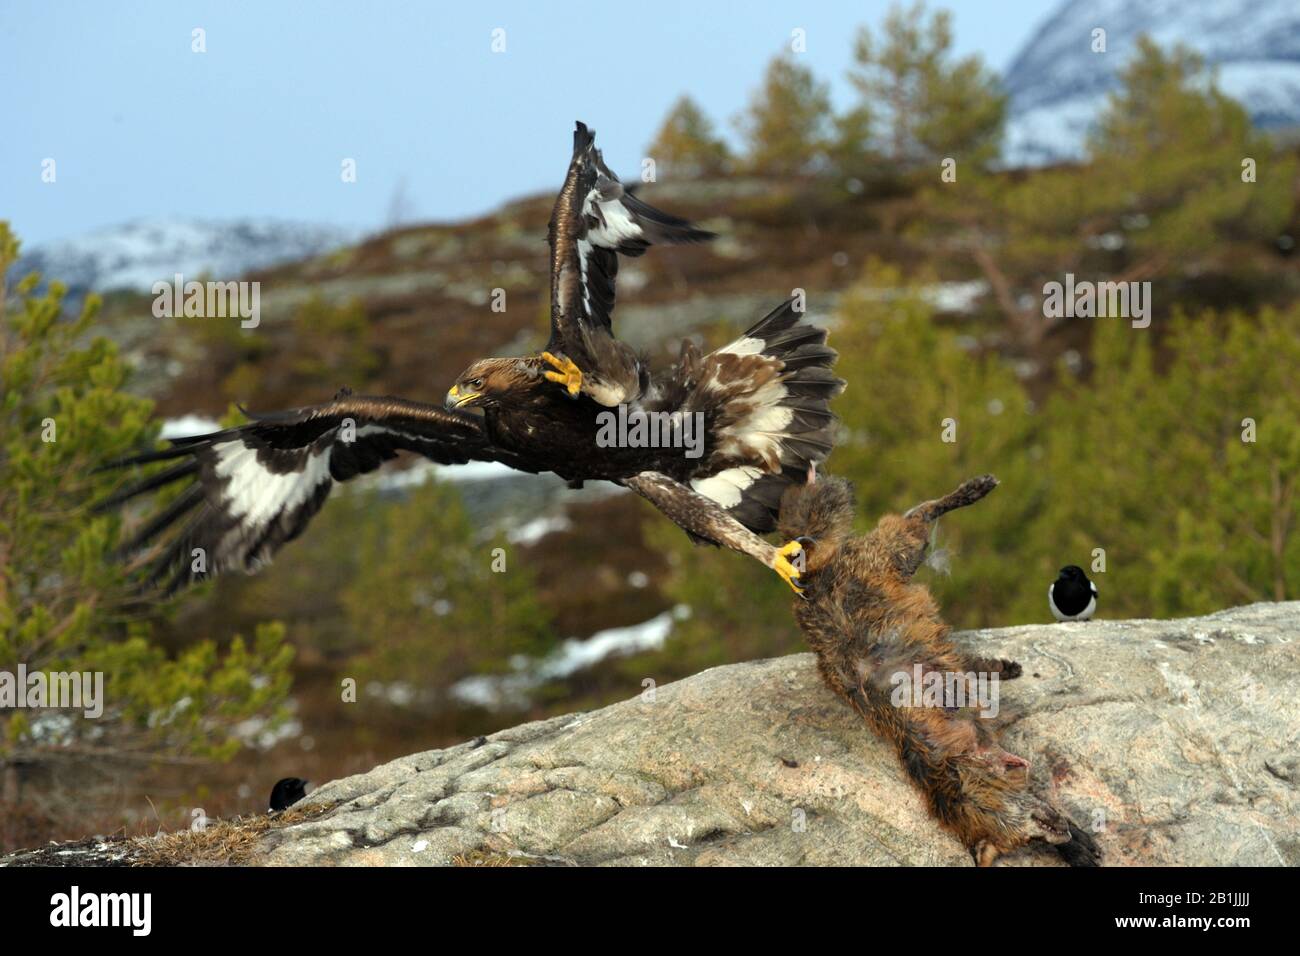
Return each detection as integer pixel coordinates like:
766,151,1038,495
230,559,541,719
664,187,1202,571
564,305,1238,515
777,473,1102,866
446,298,842,499
447,122,845,565
100,123,836,595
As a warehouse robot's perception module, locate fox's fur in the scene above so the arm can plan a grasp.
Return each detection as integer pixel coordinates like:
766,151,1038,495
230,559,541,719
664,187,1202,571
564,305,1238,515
778,473,1102,866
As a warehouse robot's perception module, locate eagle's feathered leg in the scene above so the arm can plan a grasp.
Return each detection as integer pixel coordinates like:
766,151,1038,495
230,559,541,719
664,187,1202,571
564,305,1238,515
622,471,807,594
539,350,582,398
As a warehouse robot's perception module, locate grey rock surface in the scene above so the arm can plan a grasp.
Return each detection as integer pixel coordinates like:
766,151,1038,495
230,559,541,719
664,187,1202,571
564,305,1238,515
248,602,1299,867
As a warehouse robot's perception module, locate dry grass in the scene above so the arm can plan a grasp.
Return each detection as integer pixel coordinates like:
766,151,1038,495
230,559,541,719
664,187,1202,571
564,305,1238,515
130,802,332,867
451,849,541,867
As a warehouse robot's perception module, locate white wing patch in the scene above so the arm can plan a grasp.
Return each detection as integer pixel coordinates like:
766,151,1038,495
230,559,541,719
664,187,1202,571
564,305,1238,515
575,236,592,317
716,336,765,356
691,465,765,508
706,374,794,465
214,440,333,531
589,198,642,247
577,189,644,321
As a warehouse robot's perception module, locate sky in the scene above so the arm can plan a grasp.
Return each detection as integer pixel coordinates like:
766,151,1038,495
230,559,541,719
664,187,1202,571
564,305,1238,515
1,0,1061,246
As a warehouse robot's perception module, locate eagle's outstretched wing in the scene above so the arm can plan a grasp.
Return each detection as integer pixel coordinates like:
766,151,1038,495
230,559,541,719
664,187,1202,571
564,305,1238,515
98,393,539,594
545,121,714,406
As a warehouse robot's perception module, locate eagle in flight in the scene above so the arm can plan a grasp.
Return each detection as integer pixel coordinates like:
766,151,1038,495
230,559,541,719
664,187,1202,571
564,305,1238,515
101,122,844,595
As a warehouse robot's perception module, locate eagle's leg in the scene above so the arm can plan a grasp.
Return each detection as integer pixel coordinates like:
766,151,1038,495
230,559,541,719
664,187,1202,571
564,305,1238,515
540,351,583,398
622,471,806,594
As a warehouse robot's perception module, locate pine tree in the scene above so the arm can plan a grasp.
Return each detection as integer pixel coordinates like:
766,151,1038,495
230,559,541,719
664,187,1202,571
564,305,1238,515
0,223,294,774
1036,305,1300,619
737,54,832,176
847,1,1006,170
1084,37,1293,276
826,105,877,181
966,36,1296,351
646,95,730,178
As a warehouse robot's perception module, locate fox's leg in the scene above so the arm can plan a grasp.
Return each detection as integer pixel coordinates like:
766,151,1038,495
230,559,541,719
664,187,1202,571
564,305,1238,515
966,656,1022,680
885,475,1000,579
970,841,1002,867
1057,820,1104,867
898,475,1012,673
903,474,1000,525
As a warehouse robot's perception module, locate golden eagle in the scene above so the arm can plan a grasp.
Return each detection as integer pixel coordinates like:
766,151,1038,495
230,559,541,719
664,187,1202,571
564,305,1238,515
100,123,843,594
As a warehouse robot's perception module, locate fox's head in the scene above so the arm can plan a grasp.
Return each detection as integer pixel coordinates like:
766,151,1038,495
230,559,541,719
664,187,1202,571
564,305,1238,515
777,468,856,575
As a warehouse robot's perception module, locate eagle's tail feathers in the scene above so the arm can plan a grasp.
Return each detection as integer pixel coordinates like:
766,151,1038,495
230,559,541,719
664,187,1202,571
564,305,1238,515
692,300,844,534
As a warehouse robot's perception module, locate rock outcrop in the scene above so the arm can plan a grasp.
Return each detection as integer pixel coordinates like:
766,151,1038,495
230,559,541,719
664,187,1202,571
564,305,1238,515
251,602,1299,866
5,603,1297,867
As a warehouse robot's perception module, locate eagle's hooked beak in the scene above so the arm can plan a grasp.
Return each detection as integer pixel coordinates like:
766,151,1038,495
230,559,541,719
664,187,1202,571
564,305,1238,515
445,384,481,410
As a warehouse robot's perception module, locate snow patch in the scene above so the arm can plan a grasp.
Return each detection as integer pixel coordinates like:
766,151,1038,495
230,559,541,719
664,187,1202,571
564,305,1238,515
159,415,222,440
450,607,687,709
507,515,572,545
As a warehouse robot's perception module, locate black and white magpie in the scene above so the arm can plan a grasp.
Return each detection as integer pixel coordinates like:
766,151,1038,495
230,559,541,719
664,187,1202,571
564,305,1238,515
1048,565,1097,622
269,777,309,812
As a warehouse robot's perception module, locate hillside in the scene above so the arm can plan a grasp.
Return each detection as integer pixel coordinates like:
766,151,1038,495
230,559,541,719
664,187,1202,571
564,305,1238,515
13,218,358,300
94,177,962,419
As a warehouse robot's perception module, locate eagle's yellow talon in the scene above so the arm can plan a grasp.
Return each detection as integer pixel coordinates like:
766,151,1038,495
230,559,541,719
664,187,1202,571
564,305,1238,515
540,351,583,397
774,539,806,595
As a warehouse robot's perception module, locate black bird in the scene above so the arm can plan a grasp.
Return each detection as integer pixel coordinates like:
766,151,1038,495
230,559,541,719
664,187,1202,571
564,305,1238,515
1048,565,1097,621
269,777,309,812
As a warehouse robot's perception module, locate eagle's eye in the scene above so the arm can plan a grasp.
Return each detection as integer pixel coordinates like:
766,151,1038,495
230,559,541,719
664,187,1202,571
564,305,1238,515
467,378,483,389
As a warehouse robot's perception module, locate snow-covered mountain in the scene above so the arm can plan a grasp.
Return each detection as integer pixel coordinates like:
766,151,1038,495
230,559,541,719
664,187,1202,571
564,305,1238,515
1003,0,1300,165
12,218,359,297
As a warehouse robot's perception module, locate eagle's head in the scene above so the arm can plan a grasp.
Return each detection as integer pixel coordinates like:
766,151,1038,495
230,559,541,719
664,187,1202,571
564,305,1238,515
445,358,537,410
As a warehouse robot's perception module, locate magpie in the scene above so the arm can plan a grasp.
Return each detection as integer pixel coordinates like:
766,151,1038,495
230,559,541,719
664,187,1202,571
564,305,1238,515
269,777,309,812
1048,565,1097,621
